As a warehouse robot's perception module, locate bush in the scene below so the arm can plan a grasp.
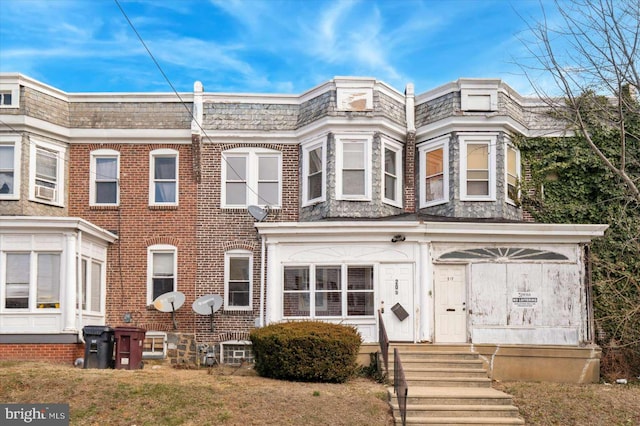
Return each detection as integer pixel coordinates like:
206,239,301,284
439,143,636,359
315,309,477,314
250,321,362,383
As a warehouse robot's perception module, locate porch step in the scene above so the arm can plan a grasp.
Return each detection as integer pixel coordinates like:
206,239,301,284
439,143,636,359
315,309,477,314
400,417,524,425
394,404,520,418
385,347,524,425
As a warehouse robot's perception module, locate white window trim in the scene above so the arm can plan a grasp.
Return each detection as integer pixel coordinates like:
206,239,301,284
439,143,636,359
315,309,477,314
0,83,20,109
418,136,449,208
78,257,106,314
460,88,498,111
335,133,372,201
146,244,177,305
90,149,120,206
221,147,282,209
459,134,497,201
1,251,62,312
0,135,21,200
282,263,375,319
301,138,326,206
381,136,403,208
224,249,253,311
29,138,66,207
143,331,167,359
505,141,521,205
149,148,179,206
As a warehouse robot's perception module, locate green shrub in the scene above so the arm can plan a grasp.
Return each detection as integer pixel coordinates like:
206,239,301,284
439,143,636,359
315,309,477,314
250,321,362,383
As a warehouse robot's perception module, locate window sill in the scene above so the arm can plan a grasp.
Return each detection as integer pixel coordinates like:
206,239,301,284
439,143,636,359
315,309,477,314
148,205,179,211
90,205,119,210
422,199,448,208
460,197,496,202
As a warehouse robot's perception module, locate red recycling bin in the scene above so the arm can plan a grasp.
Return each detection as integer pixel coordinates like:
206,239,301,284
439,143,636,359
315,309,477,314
114,326,146,370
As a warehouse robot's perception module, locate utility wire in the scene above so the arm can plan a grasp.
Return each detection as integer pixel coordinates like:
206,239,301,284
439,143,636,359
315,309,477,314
113,0,272,207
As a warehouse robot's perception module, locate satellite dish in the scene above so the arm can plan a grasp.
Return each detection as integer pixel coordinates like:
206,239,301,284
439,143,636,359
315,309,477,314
248,205,268,222
192,294,223,332
153,291,185,330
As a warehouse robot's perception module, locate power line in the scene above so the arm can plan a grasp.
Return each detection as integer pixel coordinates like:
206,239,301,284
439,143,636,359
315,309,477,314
113,0,272,207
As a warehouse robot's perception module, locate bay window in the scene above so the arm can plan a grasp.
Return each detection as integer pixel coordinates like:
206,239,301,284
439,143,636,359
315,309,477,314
382,137,402,207
419,136,449,207
302,140,325,205
4,252,61,310
460,134,496,201
506,143,520,203
0,135,20,199
335,134,372,200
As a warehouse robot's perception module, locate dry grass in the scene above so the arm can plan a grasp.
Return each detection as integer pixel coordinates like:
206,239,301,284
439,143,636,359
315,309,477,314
0,362,393,426
2,362,639,425
495,380,640,425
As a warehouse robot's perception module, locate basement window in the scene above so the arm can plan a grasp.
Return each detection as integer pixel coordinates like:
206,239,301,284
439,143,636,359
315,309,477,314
142,331,167,359
220,341,253,365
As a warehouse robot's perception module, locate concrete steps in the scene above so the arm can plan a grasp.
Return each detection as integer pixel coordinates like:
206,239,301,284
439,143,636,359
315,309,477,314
386,345,524,425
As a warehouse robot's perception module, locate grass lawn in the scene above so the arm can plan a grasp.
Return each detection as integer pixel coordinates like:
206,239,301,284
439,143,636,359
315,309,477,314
1,362,639,425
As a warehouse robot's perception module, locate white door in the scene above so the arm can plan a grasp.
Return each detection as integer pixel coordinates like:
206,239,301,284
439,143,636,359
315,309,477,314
379,263,414,342
434,265,467,342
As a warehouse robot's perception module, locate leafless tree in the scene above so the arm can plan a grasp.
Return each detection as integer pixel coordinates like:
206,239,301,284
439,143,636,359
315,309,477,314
520,0,640,203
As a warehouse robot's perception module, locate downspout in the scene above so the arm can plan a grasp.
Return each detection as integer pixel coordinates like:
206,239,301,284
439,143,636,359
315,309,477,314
77,230,84,343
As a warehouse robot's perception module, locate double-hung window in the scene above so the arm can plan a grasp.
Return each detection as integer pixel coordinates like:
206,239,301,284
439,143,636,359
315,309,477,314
419,136,449,207
283,264,374,318
460,134,496,201
30,139,65,205
506,143,520,203
90,149,119,206
224,250,252,311
0,135,20,199
77,258,103,313
147,245,177,305
336,134,372,200
4,252,61,310
302,140,325,205
382,137,403,207
222,148,281,208
149,149,178,205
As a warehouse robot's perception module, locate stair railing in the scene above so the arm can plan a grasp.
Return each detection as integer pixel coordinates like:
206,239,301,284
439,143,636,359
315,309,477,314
377,309,389,374
394,347,408,426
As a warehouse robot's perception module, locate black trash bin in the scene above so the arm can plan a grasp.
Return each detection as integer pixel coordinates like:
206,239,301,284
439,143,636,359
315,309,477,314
83,326,115,369
114,327,146,370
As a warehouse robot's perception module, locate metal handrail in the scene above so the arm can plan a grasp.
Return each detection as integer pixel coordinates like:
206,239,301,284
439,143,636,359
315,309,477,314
378,309,389,374
394,347,408,426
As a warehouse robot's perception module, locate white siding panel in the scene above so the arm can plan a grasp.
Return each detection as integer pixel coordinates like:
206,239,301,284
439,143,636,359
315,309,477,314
506,264,543,326
469,263,506,326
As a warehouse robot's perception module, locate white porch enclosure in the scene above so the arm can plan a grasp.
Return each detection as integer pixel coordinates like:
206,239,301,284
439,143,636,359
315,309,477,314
257,221,607,346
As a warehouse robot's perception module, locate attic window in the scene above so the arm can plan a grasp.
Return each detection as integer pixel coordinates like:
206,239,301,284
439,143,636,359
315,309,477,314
0,84,20,108
439,248,568,261
461,89,497,111
336,87,373,111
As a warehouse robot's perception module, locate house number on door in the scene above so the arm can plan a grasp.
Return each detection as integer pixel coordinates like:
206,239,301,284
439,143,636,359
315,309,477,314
395,279,399,295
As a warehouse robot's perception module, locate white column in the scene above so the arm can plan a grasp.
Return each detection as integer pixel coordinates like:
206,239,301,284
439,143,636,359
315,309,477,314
264,241,280,325
63,232,78,332
419,241,432,342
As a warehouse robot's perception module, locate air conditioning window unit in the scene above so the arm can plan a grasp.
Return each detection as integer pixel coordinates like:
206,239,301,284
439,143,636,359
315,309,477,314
35,185,56,201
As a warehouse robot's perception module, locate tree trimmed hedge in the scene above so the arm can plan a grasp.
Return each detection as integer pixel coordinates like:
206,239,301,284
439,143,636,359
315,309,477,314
250,321,362,383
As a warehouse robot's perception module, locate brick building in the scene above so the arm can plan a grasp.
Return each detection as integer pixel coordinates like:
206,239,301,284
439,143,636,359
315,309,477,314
1,74,607,381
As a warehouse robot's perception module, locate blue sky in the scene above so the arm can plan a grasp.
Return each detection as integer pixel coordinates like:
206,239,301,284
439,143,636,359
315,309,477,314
0,0,553,95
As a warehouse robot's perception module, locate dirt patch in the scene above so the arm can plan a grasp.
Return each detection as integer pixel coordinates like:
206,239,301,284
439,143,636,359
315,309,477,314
0,362,394,425
495,380,640,425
